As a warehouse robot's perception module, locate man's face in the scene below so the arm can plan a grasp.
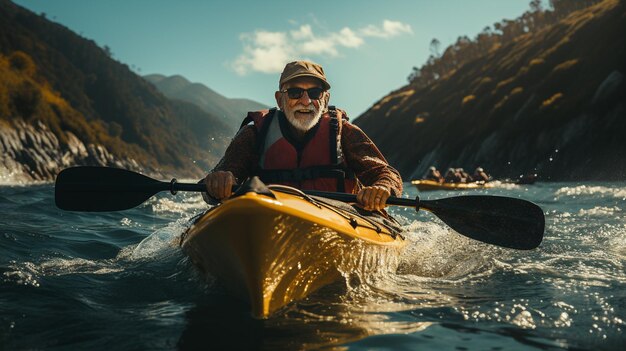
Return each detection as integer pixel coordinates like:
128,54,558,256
275,77,329,133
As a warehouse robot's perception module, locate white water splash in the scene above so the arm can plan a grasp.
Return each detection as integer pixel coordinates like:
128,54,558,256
149,194,207,214
511,310,537,329
0,168,49,186
555,185,626,199
397,220,499,279
577,206,622,216
3,257,126,286
42,257,126,275
2,261,41,287
3,218,196,284
130,217,190,260
490,180,521,190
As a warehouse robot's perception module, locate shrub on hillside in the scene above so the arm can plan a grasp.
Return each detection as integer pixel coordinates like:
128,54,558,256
462,95,477,105
552,59,580,73
472,77,493,95
0,84,10,118
494,77,515,95
541,92,564,109
11,79,42,119
8,51,37,77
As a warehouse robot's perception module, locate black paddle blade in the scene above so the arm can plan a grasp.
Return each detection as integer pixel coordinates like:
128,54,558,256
420,195,545,250
55,166,167,211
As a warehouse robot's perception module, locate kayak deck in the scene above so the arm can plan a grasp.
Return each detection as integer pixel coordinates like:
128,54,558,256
180,182,405,318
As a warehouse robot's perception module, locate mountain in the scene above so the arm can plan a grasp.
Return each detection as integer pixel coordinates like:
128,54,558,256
0,0,232,181
355,0,625,181
144,74,269,132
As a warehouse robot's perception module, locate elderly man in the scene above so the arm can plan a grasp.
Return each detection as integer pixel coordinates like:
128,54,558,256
204,60,402,211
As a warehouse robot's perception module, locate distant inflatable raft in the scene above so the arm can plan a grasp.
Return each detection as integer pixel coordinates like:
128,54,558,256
411,179,493,191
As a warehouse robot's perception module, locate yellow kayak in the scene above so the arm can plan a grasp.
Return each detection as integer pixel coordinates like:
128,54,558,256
179,178,406,318
411,179,493,191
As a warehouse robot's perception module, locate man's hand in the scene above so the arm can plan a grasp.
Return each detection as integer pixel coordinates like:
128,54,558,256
204,171,236,200
356,185,391,211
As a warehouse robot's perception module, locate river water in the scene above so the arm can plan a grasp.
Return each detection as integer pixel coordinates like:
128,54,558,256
1,180,624,350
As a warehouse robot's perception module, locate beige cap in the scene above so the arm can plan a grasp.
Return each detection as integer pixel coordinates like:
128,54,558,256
279,60,331,90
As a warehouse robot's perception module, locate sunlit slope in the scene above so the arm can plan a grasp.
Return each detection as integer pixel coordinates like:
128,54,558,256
355,0,625,181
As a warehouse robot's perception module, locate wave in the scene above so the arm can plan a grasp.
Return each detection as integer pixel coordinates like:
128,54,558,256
0,170,51,186
129,217,191,260
490,180,521,190
397,220,501,280
1,216,195,289
554,184,626,199
577,206,622,216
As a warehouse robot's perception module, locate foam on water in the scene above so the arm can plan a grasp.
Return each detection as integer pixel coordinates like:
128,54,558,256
148,194,208,214
397,220,499,279
130,217,191,260
0,168,44,186
2,261,41,287
555,184,626,199
2,206,199,292
490,180,521,190
578,206,622,216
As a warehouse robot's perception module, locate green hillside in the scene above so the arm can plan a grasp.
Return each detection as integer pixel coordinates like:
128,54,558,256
0,0,231,178
144,74,268,132
355,0,625,181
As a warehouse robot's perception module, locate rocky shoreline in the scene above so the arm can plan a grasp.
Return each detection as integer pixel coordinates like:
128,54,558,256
0,119,146,184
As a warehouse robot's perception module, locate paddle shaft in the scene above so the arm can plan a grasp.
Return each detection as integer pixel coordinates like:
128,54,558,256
55,167,545,249
134,182,528,225
162,182,420,208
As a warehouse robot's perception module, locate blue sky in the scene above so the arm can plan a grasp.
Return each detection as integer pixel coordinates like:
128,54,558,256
14,0,532,117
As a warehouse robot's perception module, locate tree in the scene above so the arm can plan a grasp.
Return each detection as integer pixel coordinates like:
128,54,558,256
106,121,122,138
476,26,495,52
407,66,421,83
430,38,441,58
529,0,543,13
103,45,113,58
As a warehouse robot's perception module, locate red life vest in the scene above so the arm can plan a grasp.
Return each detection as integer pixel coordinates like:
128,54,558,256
241,107,357,193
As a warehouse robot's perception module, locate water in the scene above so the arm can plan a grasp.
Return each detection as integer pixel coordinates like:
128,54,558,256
1,180,624,350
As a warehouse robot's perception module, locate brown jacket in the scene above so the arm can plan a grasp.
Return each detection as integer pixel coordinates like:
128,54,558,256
212,114,403,196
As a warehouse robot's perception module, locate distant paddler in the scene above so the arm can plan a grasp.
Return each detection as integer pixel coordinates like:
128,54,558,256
422,166,444,183
444,168,463,183
471,167,491,183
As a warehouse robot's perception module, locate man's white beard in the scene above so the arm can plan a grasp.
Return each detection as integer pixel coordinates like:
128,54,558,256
284,103,323,132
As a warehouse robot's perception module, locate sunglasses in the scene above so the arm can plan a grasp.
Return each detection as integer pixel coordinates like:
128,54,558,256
281,87,325,100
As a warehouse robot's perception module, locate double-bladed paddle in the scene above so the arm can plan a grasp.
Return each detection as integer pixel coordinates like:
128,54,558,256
55,166,545,250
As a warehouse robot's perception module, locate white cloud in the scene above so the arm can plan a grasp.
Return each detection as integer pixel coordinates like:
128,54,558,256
360,20,413,38
232,20,411,75
254,31,288,47
291,25,314,40
233,31,293,74
334,27,363,48
300,37,339,56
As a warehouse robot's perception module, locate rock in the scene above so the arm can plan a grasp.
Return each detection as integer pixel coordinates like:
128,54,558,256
0,119,150,182
592,70,623,105
65,132,88,158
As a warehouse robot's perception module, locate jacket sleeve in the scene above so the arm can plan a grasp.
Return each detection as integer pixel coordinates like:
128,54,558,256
211,125,259,182
341,121,403,196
